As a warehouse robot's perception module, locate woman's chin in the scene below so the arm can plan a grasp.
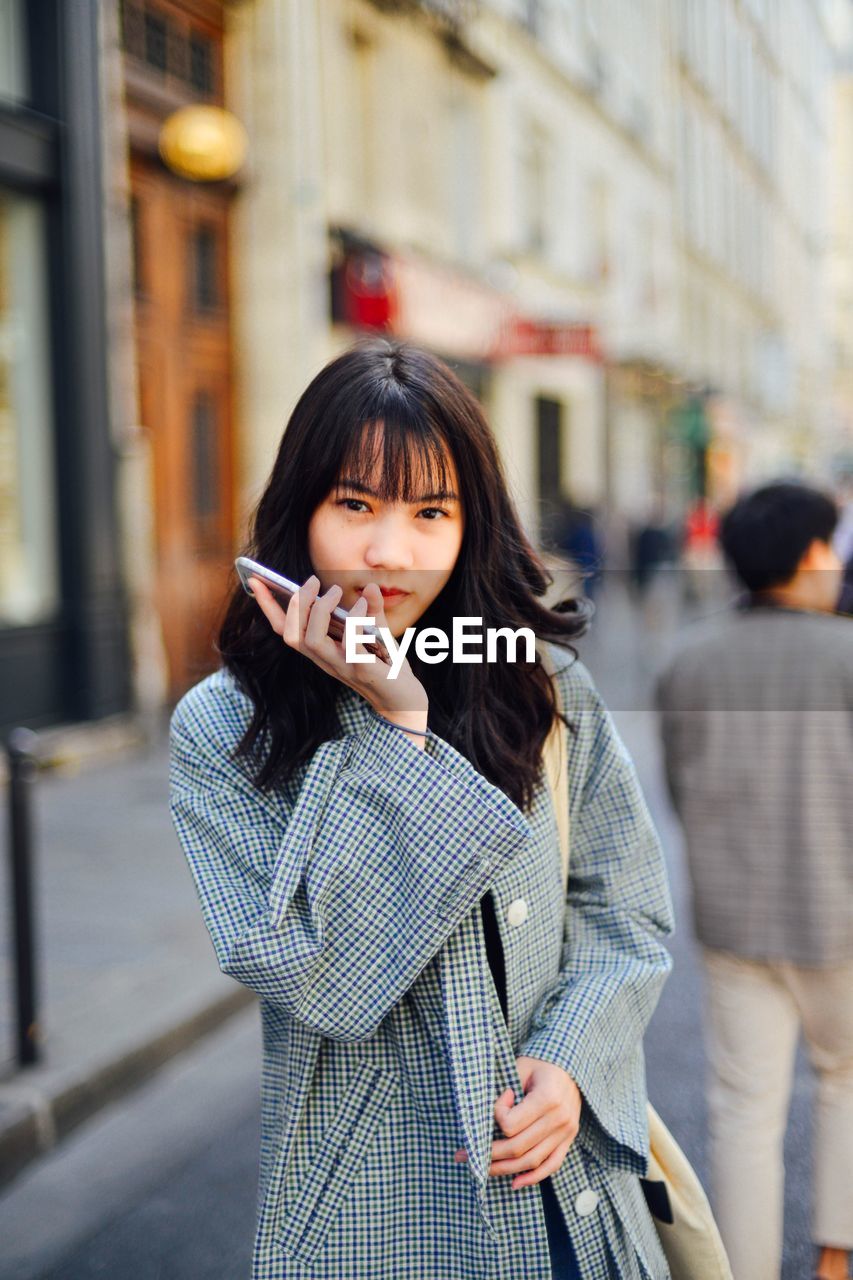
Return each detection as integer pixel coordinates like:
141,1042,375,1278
384,612,418,639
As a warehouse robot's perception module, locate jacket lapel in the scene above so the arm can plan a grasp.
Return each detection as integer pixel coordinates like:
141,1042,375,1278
338,689,499,1197
438,904,495,1191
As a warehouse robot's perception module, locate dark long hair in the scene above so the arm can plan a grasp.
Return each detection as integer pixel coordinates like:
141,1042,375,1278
217,339,591,812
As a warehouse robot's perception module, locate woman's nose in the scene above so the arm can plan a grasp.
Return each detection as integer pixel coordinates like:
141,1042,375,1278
363,518,415,571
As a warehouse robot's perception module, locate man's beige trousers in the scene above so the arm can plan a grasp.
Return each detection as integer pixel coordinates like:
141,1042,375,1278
701,947,853,1280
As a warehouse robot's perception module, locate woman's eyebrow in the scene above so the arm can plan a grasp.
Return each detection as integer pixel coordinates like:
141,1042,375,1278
336,478,460,503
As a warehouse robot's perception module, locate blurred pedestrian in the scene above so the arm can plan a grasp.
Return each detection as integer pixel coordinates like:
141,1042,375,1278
833,478,853,615
839,556,853,616
629,504,678,632
555,498,604,602
630,517,673,601
832,475,853,565
655,480,852,1280
679,497,722,606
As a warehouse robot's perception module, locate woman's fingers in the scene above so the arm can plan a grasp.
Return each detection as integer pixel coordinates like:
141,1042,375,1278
360,582,383,609
346,594,376,659
343,583,391,666
282,575,320,649
248,573,429,715
494,1086,545,1137
489,1112,561,1164
496,1086,515,1110
250,572,370,671
360,582,389,632
488,1123,575,1178
509,1138,573,1190
304,582,343,653
456,1103,575,1182
250,573,339,665
247,577,290,636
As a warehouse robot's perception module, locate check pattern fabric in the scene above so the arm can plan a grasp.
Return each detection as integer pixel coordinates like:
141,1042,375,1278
655,604,853,967
168,647,674,1279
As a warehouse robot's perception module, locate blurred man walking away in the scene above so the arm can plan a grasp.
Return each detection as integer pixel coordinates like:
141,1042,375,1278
834,476,853,615
655,481,853,1280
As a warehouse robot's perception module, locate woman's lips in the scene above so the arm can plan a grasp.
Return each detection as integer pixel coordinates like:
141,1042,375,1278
354,586,411,605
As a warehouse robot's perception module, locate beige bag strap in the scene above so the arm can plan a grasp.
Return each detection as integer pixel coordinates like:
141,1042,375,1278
538,642,570,889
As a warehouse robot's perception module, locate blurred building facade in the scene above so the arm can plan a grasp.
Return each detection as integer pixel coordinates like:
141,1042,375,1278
1,0,846,723
227,0,676,546
828,0,853,472
227,0,839,556
672,0,835,497
226,0,613,548
117,0,239,704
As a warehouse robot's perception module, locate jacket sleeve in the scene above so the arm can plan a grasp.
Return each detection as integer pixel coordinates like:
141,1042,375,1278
519,662,674,1177
169,683,531,1042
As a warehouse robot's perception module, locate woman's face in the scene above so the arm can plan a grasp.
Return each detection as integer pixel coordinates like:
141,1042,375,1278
307,433,465,637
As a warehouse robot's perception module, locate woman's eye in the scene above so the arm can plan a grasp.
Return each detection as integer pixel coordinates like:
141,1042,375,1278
417,507,449,520
337,498,370,513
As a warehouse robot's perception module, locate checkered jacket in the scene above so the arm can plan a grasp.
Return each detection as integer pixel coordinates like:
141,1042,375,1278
168,647,674,1279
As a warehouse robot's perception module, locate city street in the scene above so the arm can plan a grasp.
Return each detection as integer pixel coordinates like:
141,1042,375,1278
2,0,850,1274
0,585,820,1279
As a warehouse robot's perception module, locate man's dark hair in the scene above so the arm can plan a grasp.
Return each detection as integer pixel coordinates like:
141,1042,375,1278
719,480,838,592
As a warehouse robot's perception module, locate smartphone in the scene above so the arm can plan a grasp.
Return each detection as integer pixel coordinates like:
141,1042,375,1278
234,556,392,666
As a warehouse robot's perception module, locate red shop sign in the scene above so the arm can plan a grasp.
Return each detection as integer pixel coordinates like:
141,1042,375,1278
499,318,603,361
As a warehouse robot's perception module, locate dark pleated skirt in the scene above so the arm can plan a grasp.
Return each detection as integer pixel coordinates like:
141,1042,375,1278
540,1176,582,1279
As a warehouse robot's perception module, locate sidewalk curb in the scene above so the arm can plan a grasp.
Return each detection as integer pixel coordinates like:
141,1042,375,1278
0,984,253,1190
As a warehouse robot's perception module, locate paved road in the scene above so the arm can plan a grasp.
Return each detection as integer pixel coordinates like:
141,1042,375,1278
0,1008,262,1279
0,584,818,1278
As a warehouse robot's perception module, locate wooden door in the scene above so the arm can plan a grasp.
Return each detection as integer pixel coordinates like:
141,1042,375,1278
131,158,236,699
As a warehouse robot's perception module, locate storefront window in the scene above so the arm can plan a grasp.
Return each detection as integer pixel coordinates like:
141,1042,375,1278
0,191,59,626
0,0,28,105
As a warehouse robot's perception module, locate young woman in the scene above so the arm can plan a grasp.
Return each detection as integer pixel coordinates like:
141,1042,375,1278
169,340,674,1279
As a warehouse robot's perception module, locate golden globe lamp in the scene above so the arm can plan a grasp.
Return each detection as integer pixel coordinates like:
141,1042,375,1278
158,106,248,182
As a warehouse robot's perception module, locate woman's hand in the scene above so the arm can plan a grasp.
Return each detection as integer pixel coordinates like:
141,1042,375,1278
248,575,429,738
453,1056,582,1189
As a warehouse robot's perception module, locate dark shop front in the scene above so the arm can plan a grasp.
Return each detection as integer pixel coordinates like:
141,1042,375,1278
0,0,131,735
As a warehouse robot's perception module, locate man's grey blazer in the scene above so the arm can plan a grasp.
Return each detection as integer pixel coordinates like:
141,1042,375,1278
655,602,853,967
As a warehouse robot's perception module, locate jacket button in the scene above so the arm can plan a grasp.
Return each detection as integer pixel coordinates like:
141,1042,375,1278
506,898,528,927
574,1188,599,1217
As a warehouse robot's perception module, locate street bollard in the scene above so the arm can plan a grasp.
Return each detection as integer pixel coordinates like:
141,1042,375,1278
5,727,41,1067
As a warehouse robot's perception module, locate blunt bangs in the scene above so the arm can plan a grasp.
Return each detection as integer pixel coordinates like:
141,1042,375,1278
331,412,455,506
